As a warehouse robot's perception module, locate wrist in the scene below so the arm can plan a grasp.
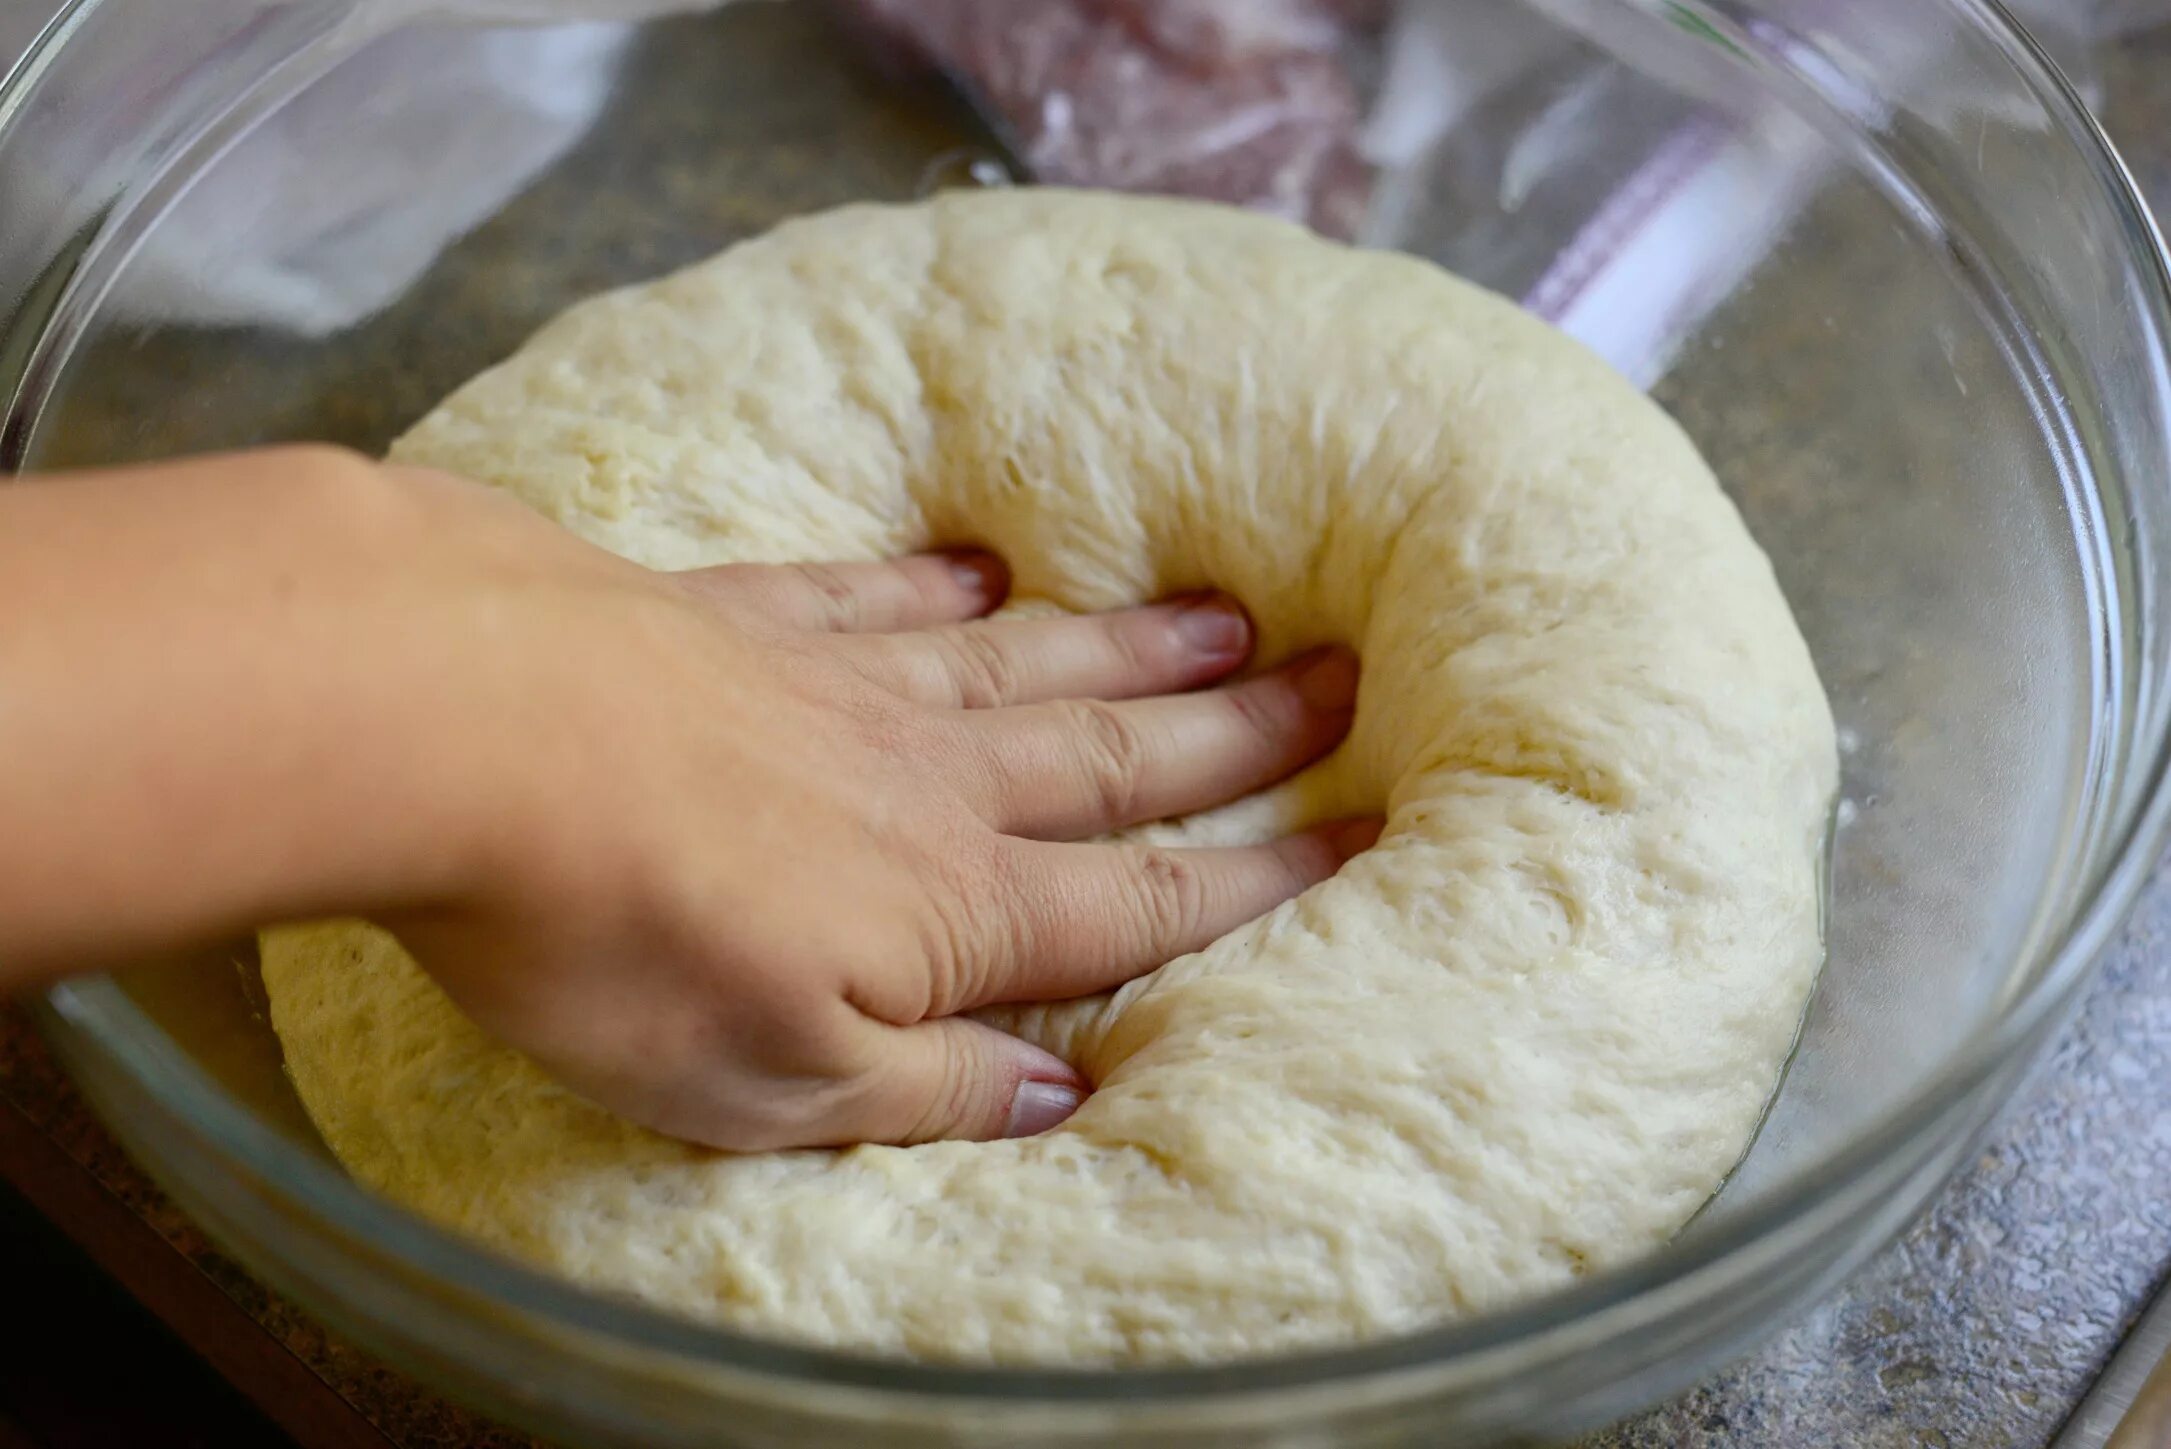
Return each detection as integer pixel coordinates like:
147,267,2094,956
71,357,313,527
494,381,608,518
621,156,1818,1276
0,448,496,973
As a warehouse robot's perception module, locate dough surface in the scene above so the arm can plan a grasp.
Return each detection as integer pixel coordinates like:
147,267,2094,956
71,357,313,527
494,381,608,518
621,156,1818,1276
262,189,1836,1365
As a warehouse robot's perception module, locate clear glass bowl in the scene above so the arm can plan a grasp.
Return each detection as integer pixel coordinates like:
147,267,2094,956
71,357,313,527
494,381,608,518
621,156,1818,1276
5,1,2171,1444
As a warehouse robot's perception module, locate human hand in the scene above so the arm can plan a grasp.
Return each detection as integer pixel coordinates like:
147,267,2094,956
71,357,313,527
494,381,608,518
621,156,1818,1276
373,467,1374,1152
0,447,1369,1152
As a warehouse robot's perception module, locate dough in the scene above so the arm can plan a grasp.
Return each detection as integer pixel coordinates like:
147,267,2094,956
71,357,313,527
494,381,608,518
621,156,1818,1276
262,189,1836,1365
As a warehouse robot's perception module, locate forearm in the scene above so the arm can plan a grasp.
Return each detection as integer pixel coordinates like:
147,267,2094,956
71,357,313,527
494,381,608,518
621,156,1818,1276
0,449,489,983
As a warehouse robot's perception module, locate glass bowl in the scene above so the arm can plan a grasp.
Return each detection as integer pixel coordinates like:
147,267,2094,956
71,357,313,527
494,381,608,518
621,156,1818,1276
6,1,2171,1444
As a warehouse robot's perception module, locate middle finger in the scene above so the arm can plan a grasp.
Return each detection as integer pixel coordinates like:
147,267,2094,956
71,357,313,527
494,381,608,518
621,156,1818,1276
954,646,1360,839
840,595,1254,709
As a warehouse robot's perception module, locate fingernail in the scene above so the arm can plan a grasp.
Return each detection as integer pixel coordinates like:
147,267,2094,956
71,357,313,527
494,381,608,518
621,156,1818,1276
1005,1080,1086,1138
944,549,1008,603
1294,647,1360,711
1173,595,1251,658
1328,817,1384,862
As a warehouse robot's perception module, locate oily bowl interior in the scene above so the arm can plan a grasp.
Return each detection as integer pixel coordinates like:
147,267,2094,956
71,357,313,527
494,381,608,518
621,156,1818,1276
5,1,2171,1445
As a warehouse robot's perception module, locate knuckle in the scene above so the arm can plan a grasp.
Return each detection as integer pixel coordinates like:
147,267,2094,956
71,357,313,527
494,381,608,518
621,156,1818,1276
909,890,981,1022
689,570,794,636
1271,833,1331,896
941,628,1022,709
840,678,920,743
829,636,927,704
1131,845,1208,948
788,562,862,629
904,1032,988,1144
1061,699,1150,823
1103,612,1158,680
908,827,1015,1014
1224,678,1297,747
910,561,957,617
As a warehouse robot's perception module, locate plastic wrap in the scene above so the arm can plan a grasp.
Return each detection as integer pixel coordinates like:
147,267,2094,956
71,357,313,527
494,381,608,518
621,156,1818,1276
104,20,645,335
834,0,1380,238
38,0,2170,347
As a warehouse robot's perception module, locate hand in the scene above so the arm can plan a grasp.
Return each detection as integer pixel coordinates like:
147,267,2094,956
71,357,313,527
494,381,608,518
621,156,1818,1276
0,449,1370,1153
370,468,1373,1152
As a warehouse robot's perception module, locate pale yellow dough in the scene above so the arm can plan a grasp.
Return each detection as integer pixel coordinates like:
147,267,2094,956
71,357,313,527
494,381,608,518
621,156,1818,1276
261,189,1836,1365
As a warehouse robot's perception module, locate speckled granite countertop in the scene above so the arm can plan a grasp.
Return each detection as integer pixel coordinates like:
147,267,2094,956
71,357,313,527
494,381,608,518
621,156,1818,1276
4,9,2171,1449
1591,863,2171,1449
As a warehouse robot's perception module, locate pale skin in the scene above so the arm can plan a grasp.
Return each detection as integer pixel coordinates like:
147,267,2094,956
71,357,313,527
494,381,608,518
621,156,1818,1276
0,447,1373,1149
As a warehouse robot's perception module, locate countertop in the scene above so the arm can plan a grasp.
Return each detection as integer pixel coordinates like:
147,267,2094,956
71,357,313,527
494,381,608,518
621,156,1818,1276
3,10,2171,1449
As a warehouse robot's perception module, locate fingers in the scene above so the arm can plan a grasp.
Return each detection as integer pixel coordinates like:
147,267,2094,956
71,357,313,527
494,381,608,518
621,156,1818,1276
843,594,1253,708
815,1016,1090,1146
677,550,1008,632
954,820,1383,1011
805,814,1382,1143
958,647,1359,839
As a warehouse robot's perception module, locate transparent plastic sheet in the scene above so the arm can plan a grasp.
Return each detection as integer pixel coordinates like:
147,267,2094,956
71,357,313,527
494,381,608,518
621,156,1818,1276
5,3,678,337
105,19,650,334
1363,0,2171,383
68,0,2171,382
830,0,1384,238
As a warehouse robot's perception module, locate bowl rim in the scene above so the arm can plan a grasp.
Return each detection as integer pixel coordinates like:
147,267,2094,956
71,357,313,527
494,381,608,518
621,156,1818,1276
18,0,2171,1411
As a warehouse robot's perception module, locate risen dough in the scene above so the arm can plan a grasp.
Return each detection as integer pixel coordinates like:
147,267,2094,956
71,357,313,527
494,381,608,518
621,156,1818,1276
262,189,1836,1365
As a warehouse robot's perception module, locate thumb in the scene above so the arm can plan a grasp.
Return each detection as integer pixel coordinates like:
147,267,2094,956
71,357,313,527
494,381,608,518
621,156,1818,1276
829,1017,1089,1146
